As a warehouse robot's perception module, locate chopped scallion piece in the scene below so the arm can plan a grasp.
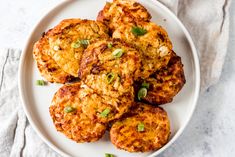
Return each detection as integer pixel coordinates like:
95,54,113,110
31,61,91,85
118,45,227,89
105,153,114,157
100,108,110,118
71,42,80,48
64,106,75,113
79,39,90,47
131,26,147,36
112,48,124,58
137,88,147,100
107,72,115,84
141,82,150,89
107,43,113,48
137,123,145,132
36,80,46,86
71,39,90,48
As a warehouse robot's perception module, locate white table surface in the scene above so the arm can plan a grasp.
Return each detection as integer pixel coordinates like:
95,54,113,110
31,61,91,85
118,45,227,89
0,0,234,157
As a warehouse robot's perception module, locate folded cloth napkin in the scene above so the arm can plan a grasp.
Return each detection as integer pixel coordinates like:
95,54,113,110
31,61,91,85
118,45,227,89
0,0,231,156
0,49,59,157
159,0,231,91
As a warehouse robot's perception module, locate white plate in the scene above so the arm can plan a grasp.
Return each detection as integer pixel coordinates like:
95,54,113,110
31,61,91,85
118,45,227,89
19,0,200,157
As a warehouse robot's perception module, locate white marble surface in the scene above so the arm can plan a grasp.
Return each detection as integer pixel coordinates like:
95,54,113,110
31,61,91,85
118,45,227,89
0,0,235,157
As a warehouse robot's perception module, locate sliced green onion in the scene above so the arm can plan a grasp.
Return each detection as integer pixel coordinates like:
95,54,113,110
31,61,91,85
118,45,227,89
137,88,147,100
131,26,147,36
137,123,145,132
79,39,90,47
71,39,90,48
107,72,115,84
107,43,113,48
100,108,110,118
141,82,150,89
112,48,124,58
105,153,114,157
71,42,80,48
64,106,75,113
36,80,46,86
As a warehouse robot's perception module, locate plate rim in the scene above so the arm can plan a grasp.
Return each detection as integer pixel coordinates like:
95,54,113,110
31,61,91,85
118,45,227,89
18,0,200,157
148,0,200,156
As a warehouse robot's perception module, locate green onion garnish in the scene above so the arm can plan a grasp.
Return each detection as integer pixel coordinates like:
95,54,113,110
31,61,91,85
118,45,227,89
107,43,113,48
105,153,114,157
131,26,147,36
107,72,115,84
71,42,80,48
112,48,124,58
137,123,145,132
36,80,46,86
71,39,90,48
64,106,75,113
137,88,147,100
100,108,110,118
141,82,150,89
79,39,90,47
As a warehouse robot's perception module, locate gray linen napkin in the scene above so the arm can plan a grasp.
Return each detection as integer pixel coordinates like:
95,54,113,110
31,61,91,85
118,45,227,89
159,0,231,91
0,49,59,157
0,0,231,156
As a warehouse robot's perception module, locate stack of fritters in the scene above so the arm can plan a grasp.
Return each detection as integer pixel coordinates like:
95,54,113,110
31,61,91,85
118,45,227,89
79,40,141,123
34,0,185,152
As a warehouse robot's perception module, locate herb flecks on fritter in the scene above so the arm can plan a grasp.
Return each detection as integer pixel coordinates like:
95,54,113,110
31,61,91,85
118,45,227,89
79,40,141,98
110,103,170,152
112,22,173,79
97,0,151,31
49,82,107,143
33,19,109,83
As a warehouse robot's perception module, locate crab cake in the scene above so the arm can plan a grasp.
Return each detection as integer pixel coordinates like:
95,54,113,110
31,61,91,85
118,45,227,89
135,52,186,105
49,82,107,142
110,103,170,152
33,32,75,83
97,0,151,31
36,19,109,78
79,40,141,98
113,22,173,79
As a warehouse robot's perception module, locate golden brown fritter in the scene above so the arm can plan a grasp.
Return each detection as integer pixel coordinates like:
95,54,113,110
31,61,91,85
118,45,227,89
97,0,151,31
135,52,186,105
79,40,141,98
113,22,173,79
110,103,170,152
78,40,141,123
49,82,107,143
50,81,133,127
80,84,134,123
48,19,109,77
34,19,109,80
33,31,75,83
